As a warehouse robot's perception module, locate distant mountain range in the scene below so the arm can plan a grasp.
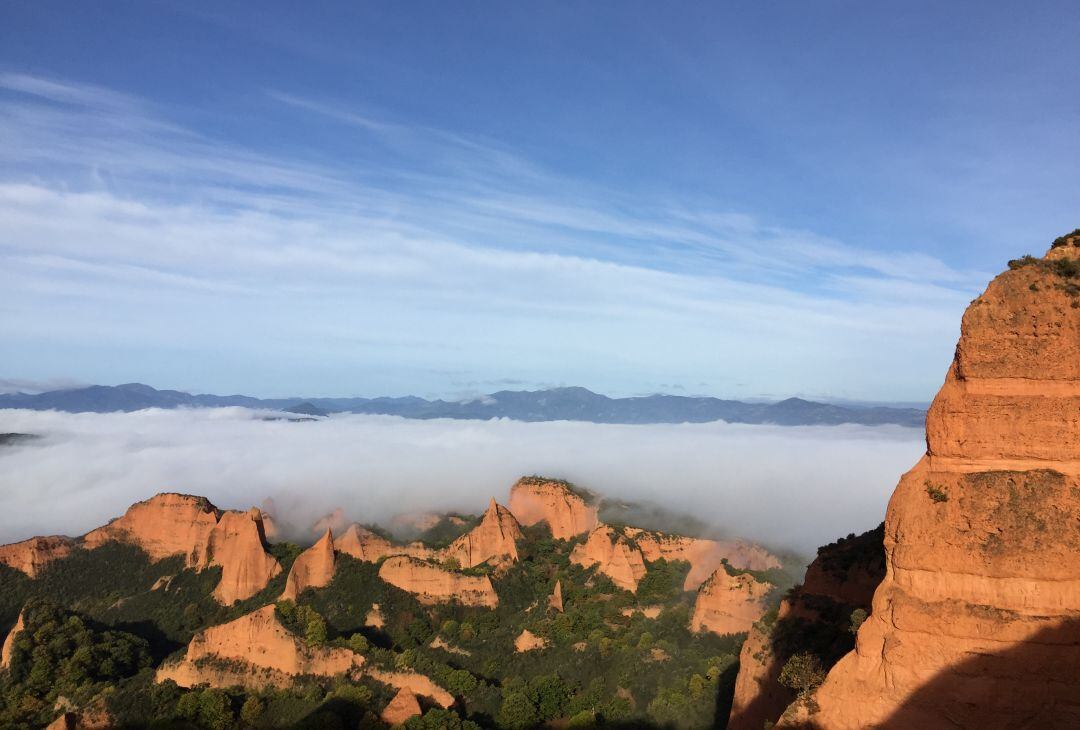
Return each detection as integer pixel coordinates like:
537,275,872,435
0,383,926,427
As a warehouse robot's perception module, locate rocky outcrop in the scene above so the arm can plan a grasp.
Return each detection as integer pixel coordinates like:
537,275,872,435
549,580,564,612
1,609,24,668
377,556,499,608
514,629,548,652
81,494,280,604
337,524,434,563
570,524,647,592
787,243,1080,728
690,568,772,635
0,535,74,578
727,526,885,730
508,477,598,540
202,508,282,604
381,686,422,725
280,529,336,600
623,527,781,590
443,498,523,568
368,669,455,708
156,605,362,689
83,493,220,563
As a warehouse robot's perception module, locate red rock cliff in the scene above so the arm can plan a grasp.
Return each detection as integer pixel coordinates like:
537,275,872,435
786,242,1080,728
508,477,598,540
690,567,773,635
0,536,74,578
442,498,523,568
378,555,499,608
570,524,648,592
280,528,336,600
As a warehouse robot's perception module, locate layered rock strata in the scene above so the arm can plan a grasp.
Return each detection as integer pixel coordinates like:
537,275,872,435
784,244,1080,728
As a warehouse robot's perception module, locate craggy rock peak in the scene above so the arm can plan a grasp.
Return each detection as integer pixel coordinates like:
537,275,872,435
203,508,282,604
381,686,422,726
378,556,499,608
280,528,336,600
81,494,281,604
508,477,599,540
443,498,523,568
337,524,397,562
83,493,219,563
728,526,885,730
690,568,772,636
156,605,362,689
0,535,74,578
548,580,564,612
623,527,781,590
792,244,1080,728
1,609,24,668
570,524,648,592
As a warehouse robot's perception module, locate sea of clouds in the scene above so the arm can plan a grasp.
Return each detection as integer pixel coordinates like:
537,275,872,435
0,408,925,555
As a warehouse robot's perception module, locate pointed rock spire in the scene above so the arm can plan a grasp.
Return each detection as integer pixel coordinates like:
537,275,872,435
548,580,564,613
381,686,422,726
281,528,336,601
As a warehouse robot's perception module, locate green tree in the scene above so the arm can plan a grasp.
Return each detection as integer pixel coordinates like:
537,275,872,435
197,689,234,730
497,691,539,730
240,695,264,725
778,652,826,698
348,633,370,653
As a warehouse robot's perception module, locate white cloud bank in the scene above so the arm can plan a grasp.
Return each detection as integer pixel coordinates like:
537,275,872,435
0,408,924,555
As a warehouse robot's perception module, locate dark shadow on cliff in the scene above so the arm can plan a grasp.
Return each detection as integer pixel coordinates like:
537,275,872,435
875,617,1080,730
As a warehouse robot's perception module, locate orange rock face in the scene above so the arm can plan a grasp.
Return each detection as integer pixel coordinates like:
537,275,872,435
0,535,74,578
202,508,282,605
514,629,548,652
508,477,598,540
548,580,564,612
791,246,1080,728
570,524,648,592
442,498,523,568
381,686,422,725
622,527,781,590
377,556,499,608
727,526,885,730
690,568,772,635
280,529,336,600
337,524,397,562
82,495,280,605
83,493,220,564
156,605,362,689
1,609,24,668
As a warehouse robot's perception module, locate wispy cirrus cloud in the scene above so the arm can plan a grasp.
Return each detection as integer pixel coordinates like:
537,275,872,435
0,73,983,399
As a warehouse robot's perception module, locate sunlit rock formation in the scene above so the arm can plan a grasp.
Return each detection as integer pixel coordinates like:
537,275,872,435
381,686,422,725
690,567,772,635
377,556,499,608
0,536,74,578
1,609,24,668
570,524,647,592
548,579,564,612
81,493,281,604
508,477,599,539
156,605,362,689
728,525,885,730
280,528,336,600
367,669,455,708
623,526,781,590
514,629,548,652
781,241,1080,728
442,498,523,568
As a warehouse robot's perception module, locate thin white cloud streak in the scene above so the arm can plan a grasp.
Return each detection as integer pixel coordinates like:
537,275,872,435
0,73,984,399
0,408,924,555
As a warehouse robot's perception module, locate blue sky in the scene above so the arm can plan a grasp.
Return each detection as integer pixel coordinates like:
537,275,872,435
0,1,1077,401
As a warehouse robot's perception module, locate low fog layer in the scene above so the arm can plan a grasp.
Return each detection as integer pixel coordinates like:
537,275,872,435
0,408,925,554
